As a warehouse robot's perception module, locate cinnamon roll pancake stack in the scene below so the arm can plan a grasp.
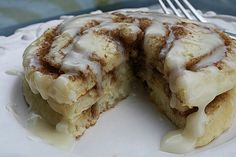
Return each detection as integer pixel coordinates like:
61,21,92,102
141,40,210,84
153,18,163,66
23,10,236,153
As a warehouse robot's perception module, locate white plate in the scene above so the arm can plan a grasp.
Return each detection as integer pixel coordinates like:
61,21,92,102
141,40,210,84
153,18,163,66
1,10,236,157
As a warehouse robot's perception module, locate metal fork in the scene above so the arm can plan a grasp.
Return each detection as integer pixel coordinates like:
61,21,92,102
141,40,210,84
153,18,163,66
158,0,236,39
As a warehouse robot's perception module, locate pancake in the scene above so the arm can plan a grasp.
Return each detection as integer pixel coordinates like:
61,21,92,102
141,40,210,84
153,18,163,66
22,10,236,153
23,62,132,136
142,68,236,149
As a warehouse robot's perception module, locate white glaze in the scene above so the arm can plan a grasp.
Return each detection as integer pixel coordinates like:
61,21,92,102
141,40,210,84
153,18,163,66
160,130,195,153
59,14,112,37
27,112,75,151
145,21,166,36
5,69,24,76
193,46,226,70
61,32,103,89
159,27,175,59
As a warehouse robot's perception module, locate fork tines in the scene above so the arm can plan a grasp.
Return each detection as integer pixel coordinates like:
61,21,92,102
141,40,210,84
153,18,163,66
158,0,236,39
158,0,207,22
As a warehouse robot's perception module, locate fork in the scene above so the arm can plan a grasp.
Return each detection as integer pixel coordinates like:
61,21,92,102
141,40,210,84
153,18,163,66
158,0,236,39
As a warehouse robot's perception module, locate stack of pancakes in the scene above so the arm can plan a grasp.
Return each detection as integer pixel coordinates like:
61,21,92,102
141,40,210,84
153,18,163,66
22,10,236,152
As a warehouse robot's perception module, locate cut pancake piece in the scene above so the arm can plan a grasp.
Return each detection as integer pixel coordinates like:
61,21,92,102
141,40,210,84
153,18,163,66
143,70,236,148
140,20,236,153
